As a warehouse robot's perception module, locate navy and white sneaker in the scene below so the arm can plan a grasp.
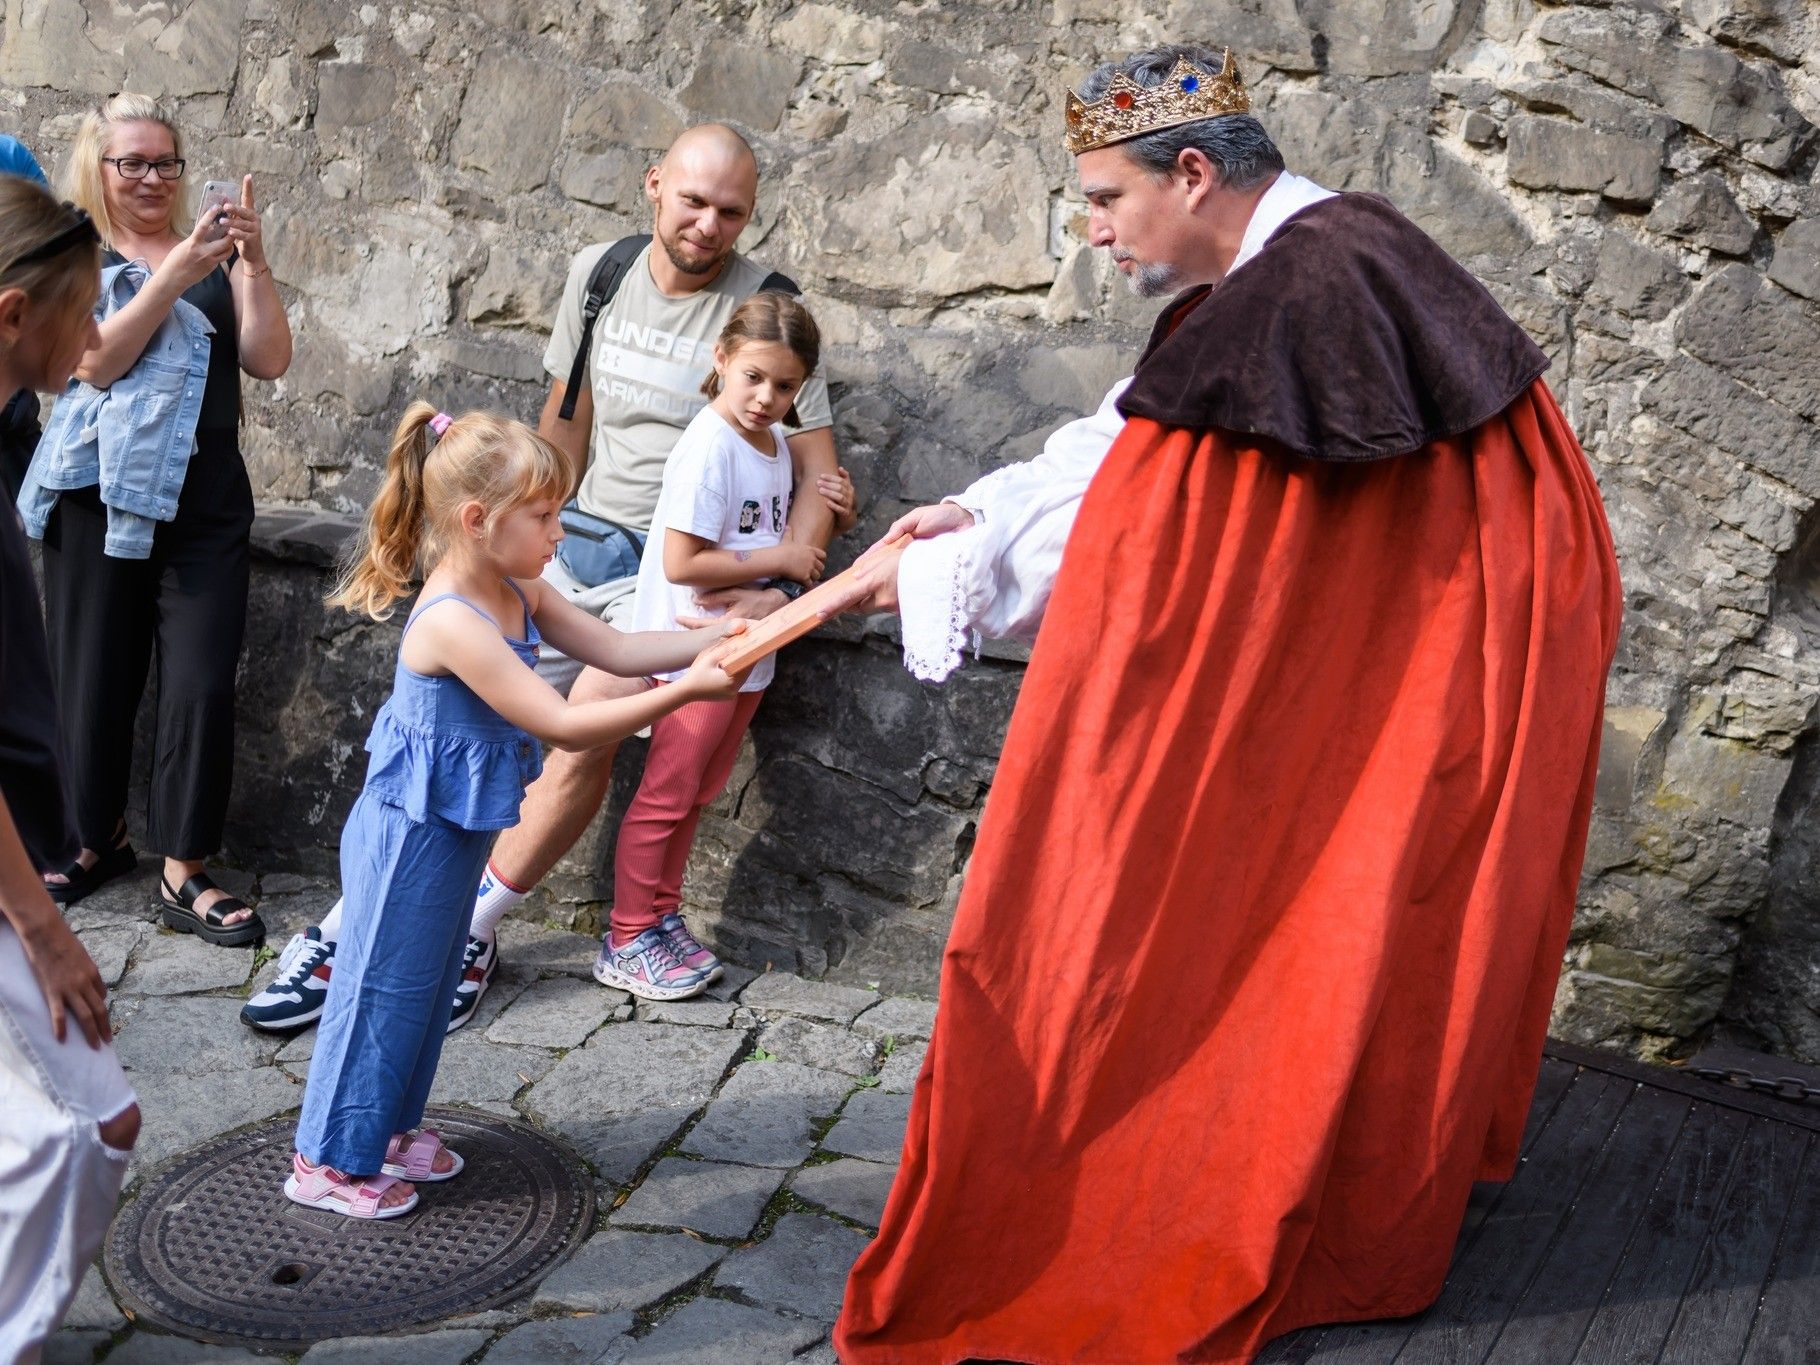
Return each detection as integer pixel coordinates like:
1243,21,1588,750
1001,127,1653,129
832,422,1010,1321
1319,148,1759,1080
446,934,497,1033
240,928,334,1032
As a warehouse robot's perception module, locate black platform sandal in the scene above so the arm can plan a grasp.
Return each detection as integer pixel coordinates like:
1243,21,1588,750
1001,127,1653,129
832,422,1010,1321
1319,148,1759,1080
160,873,266,947
47,840,138,905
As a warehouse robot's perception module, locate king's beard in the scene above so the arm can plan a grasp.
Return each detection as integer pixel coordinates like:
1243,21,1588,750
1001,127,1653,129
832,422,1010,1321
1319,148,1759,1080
1118,254,1183,298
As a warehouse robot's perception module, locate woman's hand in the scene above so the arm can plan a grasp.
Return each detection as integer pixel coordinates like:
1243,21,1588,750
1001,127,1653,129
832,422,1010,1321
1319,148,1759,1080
818,467,858,535
161,199,237,291
14,901,111,1049
772,542,827,585
222,175,267,271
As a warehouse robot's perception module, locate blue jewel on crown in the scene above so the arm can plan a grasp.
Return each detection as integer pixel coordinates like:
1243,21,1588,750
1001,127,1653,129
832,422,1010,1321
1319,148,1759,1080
1181,75,1200,92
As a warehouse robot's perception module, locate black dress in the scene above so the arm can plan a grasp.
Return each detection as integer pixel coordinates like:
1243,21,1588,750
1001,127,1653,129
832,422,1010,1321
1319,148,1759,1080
40,252,255,859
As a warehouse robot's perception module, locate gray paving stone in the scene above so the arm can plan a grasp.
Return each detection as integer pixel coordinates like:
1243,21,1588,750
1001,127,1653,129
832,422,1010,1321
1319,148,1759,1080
681,1061,850,1167
299,1328,492,1364
104,1334,270,1364
756,1016,879,1077
257,872,320,896
112,995,277,1076
700,961,758,1001
252,892,338,946
790,1157,898,1227
63,1264,125,1330
77,921,146,986
612,1156,784,1238
427,1033,557,1106
852,996,937,1042
713,1211,871,1321
794,1344,838,1365
118,928,257,996
876,1039,928,1093
42,1329,107,1365
532,1228,724,1313
495,918,601,979
127,1065,302,1171
522,1021,744,1183
619,1297,823,1364
821,1090,911,1163
276,1025,317,1063
739,972,878,1025
480,1314,633,1365
486,974,626,1048
61,867,159,929
635,998,736,1028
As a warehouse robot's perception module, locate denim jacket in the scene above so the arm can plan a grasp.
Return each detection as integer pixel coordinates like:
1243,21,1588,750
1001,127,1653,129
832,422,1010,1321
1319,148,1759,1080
19,258,213,559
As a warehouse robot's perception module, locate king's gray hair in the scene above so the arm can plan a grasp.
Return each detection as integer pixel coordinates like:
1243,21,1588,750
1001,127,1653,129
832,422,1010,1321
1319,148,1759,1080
1078,44,1285,189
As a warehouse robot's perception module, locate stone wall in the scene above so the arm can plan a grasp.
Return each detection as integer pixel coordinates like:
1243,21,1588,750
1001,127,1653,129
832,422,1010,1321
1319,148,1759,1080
8,1,1819,1057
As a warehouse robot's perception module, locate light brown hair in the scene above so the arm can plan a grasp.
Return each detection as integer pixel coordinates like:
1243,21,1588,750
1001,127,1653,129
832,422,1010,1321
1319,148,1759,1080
700,291,821,426
0,177,102,372
60,93,189,247
328,402,570,619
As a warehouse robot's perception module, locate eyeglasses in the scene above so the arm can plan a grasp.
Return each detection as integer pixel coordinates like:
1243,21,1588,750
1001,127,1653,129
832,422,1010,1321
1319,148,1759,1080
102,156,186,181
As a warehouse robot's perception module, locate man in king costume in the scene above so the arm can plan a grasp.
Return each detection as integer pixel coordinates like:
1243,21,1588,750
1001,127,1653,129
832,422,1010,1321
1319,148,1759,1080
831,43,1623,1364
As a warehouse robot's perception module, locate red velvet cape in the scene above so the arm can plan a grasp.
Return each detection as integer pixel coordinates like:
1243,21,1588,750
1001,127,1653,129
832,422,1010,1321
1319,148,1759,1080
836,382,1622,1363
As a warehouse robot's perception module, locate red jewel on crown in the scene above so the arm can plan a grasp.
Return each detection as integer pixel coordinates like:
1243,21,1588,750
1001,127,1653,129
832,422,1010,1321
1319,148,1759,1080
1111,90,1134,109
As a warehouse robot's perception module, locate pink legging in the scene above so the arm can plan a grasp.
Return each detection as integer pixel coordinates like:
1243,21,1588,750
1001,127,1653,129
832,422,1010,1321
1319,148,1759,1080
611,686,764,945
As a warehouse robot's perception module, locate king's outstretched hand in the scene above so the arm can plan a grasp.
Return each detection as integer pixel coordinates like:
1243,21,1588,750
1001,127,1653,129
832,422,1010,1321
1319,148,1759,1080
823,502,978,616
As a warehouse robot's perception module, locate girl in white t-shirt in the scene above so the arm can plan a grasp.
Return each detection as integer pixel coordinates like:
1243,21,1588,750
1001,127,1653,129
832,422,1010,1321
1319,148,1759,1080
600,293,826,1000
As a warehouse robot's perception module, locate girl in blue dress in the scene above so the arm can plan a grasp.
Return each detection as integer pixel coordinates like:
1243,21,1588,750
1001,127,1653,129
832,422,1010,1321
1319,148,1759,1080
288,401,747,1219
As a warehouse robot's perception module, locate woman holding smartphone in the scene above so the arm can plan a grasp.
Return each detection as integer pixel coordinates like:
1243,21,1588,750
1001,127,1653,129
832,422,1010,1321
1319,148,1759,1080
27,93,291,941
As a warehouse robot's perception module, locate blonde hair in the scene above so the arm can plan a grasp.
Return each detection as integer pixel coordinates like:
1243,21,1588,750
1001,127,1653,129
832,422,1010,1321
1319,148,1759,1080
60,93,189,247
0,177,101,371
329,402,571,620
701,292,821,426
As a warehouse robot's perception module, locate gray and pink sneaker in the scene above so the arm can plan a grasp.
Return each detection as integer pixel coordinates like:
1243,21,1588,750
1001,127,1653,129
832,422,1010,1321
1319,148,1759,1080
658,913,724,984
592,926,709,1001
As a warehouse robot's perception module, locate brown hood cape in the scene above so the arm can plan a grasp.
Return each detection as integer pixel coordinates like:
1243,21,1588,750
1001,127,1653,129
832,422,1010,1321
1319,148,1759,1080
1116,191,1548,462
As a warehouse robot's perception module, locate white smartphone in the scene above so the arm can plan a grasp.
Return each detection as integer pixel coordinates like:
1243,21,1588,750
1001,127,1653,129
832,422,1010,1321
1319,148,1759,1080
198,179,236,242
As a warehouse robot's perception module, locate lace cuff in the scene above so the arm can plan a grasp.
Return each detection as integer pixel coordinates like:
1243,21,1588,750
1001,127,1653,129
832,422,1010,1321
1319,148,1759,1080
897,532,973,683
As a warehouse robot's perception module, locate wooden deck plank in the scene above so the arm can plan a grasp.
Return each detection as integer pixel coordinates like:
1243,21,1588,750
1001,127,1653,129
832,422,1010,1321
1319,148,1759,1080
1657,1123,1811,1364
1255,1061,1582,1365
1390,1069,1634,1365
1739,1136,1820,1365
1481,1084,1693,1364
1570,1101,1752,1364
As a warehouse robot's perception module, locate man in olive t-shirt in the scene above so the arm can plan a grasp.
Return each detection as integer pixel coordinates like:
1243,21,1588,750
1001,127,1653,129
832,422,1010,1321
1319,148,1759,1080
243,125,847,1035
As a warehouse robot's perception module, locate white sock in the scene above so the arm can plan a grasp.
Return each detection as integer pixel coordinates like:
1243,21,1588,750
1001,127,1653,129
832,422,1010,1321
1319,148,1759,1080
468,861,530,942
317,898,344,944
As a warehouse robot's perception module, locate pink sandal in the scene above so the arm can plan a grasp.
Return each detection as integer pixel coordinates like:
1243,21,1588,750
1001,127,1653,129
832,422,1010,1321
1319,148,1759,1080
382,1128,463,1183
284,1154,418,1220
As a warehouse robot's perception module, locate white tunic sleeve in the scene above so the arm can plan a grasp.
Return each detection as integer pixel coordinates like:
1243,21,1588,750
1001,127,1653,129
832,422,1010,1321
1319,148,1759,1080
897,379,1129,682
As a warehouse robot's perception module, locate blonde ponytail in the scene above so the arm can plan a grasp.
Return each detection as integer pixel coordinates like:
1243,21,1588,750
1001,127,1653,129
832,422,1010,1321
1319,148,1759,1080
328,401,571,620
329,402,439,619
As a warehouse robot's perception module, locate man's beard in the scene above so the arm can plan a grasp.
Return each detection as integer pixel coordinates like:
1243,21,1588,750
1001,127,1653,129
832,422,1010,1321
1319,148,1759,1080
658,227,730,276
1121,256,1182,298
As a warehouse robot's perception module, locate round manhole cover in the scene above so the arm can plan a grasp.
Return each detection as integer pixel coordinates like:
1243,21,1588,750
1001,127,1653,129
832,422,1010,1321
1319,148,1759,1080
105,1106,594,1349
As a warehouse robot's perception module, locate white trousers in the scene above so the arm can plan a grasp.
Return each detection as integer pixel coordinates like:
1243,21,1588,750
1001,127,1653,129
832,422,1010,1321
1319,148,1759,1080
0,919,135,1365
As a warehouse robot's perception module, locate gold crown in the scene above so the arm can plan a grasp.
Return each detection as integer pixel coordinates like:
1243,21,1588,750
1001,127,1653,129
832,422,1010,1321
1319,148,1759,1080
1064,52,1249,156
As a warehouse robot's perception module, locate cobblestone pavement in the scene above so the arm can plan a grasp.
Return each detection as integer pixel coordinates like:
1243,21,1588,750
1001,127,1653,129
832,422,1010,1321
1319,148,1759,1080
53,864,931,1364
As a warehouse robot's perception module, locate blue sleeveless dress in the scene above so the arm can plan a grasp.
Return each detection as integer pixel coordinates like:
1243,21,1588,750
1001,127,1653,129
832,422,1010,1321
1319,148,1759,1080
296,584,541,1174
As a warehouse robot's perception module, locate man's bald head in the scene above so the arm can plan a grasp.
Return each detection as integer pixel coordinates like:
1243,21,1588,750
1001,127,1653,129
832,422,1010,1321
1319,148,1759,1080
646,124,760,281
662,124,758,181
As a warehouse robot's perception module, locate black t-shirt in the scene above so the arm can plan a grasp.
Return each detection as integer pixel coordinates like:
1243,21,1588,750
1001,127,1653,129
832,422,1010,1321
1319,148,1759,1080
104,248,240,433
0,496,76,871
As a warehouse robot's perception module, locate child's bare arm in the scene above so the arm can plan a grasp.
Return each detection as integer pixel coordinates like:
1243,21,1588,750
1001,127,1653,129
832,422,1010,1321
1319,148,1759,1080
663,529,824,590
521,577,740,678
411,601,745,751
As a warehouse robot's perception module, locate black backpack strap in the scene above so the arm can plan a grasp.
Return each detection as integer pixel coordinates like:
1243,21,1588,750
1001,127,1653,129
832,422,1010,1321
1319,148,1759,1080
757,269,800,296
557,233,652,422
